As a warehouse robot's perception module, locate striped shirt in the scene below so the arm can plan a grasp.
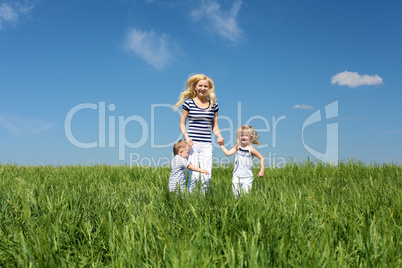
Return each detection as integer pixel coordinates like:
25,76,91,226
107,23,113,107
182,99,219,143
168,155,189,192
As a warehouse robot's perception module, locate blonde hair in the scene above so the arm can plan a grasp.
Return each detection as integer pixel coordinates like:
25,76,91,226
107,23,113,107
173,73,216,110
173,140,190,155
236,125,261,146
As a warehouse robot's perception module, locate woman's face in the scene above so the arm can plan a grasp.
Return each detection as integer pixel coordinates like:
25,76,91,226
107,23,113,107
195,79,210,98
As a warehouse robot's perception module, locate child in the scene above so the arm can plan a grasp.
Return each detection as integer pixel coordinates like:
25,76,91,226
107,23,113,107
220,125,265,197
169,140,210,193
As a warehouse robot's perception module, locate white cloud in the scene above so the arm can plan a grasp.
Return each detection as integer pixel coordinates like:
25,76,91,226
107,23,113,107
0,114,55,135
124,28,173,69
293,104,313,110
0,1,34,30
331,71,384,88
0,3,18,29
191,0,242,43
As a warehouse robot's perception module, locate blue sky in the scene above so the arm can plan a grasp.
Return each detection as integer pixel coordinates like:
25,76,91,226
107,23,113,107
1,0,401,166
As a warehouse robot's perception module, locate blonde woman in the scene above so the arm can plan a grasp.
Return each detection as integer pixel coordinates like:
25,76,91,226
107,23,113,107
174,74,224,193
220,125,265,197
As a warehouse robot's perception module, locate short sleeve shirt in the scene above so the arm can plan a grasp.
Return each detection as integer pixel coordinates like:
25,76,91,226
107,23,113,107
182,99,219,143
168,155,189,191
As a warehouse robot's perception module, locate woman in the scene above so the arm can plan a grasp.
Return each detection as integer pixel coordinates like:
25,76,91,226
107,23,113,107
174,74,224,193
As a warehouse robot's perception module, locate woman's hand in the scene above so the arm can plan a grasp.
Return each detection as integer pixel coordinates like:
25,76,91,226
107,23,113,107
217,137,224,146
186,138,193,146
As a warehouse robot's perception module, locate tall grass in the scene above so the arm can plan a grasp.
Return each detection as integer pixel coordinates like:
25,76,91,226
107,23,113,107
0,160,401,267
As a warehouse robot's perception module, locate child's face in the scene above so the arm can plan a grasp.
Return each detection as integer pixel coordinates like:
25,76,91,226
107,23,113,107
239,131,250,146
179,146,191,159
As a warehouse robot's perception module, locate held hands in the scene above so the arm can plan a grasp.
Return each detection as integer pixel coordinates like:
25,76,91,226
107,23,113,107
217,137,224,146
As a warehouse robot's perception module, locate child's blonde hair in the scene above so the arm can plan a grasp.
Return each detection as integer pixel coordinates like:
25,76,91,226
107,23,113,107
173,73,216,110
173,140,190,155
236,125,261,146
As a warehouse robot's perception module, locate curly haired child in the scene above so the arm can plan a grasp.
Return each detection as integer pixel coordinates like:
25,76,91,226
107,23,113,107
220,125,265,197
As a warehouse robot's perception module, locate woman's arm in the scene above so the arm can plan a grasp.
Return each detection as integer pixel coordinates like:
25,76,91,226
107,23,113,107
212,112,224,145
251,147,265,177
179,109,193,145
220,144,238,156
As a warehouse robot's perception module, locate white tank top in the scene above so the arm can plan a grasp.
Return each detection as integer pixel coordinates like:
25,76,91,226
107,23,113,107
233,147,253,177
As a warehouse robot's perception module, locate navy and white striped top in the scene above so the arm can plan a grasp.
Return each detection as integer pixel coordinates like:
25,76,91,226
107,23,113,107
182,99,219,143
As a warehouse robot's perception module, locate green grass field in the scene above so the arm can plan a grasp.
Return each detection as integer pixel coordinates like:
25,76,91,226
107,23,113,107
0,160,401,267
